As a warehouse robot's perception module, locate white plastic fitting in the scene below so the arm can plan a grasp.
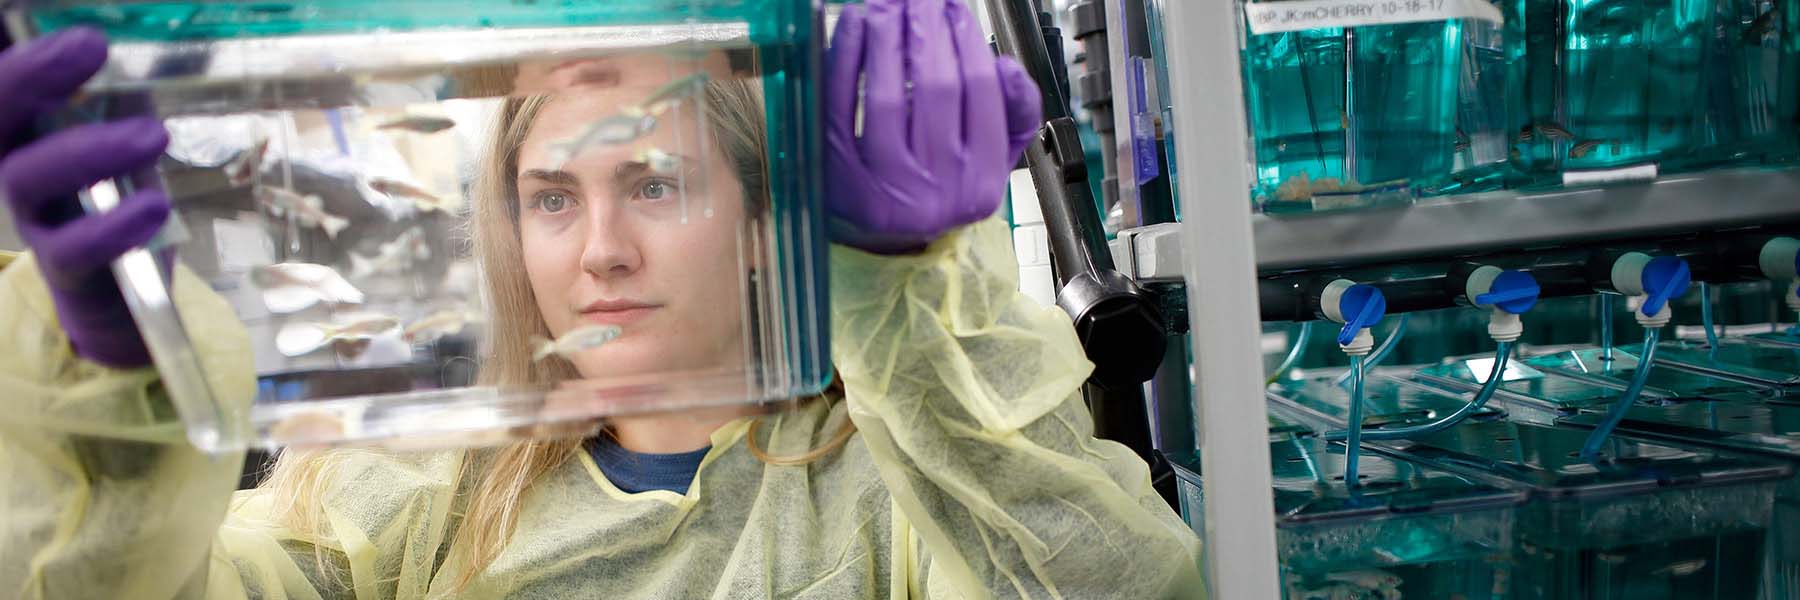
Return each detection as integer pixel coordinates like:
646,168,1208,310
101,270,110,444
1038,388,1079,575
1610,252,1671,328
1610,252,1654,296
1488,311,1523,343
1626,294,1673,329
1762,238,1800,315
1465,266,1503,305
1320,279,1356,324
1321,279,1377,356
1341,328,1375,357
1760,237,1800,281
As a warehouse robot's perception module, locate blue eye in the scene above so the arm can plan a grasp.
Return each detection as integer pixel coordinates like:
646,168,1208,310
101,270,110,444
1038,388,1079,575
639,180,676,201
534,191,575,214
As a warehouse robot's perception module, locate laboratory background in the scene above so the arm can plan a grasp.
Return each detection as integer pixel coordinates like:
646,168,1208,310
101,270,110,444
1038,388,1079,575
5,0,1800,598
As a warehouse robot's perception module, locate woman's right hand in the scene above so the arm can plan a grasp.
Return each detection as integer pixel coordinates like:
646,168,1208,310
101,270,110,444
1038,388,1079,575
0,27,173,368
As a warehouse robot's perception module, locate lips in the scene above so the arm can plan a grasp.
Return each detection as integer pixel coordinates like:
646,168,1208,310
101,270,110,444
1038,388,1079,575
579,298,662,326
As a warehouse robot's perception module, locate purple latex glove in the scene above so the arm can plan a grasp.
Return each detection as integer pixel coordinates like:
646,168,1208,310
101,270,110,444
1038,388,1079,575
824,0,1045,254
0,28,172,368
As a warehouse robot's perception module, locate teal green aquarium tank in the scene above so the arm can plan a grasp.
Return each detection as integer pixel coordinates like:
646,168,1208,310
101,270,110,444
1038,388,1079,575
1637,338,1800,389
1239,0,1510,213
1417,343,1795,411
1695,0,1800,166
1427,340,1800,599
1389,419,1792,599
1516,344,1781,399
1523,0,1711,178
1444,15,1516,196
1505,0,1567,185
1169,434,1524,600
1558,400,1800,600
2,0,833,452
1269,371,1511,434
1415,349,1646,415
1145,0,1180,215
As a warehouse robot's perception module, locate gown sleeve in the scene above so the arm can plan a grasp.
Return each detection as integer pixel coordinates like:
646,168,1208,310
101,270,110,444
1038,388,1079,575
0,252,464,600
828,219,1207,599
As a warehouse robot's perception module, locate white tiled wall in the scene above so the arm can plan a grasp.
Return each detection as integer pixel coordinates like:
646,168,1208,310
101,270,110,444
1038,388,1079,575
1008,169,1057,309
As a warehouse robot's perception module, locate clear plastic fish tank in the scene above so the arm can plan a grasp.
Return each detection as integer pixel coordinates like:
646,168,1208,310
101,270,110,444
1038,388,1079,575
1238,0,1511,213
1388,419,1792,599
1416,344,1790,408
1638,338,1800,389
1168,435,1525,600
1512,0,1710,183
1557,399,1800,600
1751,329,1800,348
1523,344,1783,398
2,0,833,452
1414,349,1652,415
1692,0,1800,168
1268,370,1511,434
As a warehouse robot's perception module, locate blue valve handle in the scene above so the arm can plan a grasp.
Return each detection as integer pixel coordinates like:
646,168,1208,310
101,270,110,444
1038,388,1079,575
1475,287,1535,306
1475,270,1541,315
1336,285,1387,347
1639,257,1691,318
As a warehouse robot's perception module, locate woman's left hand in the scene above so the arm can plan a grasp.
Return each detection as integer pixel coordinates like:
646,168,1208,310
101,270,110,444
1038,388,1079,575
823,0,1044,255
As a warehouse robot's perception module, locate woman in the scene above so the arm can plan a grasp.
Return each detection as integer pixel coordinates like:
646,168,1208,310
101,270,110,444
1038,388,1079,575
0,0,1204,598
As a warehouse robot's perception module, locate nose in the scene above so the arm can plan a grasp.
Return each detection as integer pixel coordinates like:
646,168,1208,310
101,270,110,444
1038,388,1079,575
578,200,642,279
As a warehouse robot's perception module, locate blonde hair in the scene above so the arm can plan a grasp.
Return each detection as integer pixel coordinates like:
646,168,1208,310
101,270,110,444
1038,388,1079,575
258,62,851,595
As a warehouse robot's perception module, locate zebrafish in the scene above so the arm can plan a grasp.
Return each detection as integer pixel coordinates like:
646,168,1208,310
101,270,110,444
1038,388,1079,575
276,314,402,357
1743,8,1780,45
532,324,624,361
547,114,659,168
223,137,268,187
368,177,456,213
634,148,682,174
250,263,366,314
376,115,457,134
348,227,430,279
404,308,483,343
256,186,350,239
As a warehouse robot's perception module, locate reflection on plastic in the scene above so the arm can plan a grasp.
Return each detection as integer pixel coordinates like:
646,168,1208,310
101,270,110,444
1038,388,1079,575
6,1,832,450
256,368,761,451
1463,354,1541,384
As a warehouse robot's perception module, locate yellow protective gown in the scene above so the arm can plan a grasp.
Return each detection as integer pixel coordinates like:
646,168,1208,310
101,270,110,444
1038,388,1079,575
0,217,1205,599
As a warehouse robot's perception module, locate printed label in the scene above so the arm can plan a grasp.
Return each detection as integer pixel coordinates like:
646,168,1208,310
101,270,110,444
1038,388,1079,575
1561,164,1659,187
1243,0,1503,35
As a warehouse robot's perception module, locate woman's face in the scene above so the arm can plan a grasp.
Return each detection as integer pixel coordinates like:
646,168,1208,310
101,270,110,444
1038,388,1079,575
514,58,753,380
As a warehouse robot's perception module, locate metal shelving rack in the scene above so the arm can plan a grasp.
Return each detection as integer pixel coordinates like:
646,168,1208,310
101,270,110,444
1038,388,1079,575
1159,2,1283,598
1154,3,1800,599
1114,167,1800,281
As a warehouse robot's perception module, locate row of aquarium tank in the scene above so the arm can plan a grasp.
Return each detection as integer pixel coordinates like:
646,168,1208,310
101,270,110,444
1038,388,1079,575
1171,263,1800,598
1241,0,1800,213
